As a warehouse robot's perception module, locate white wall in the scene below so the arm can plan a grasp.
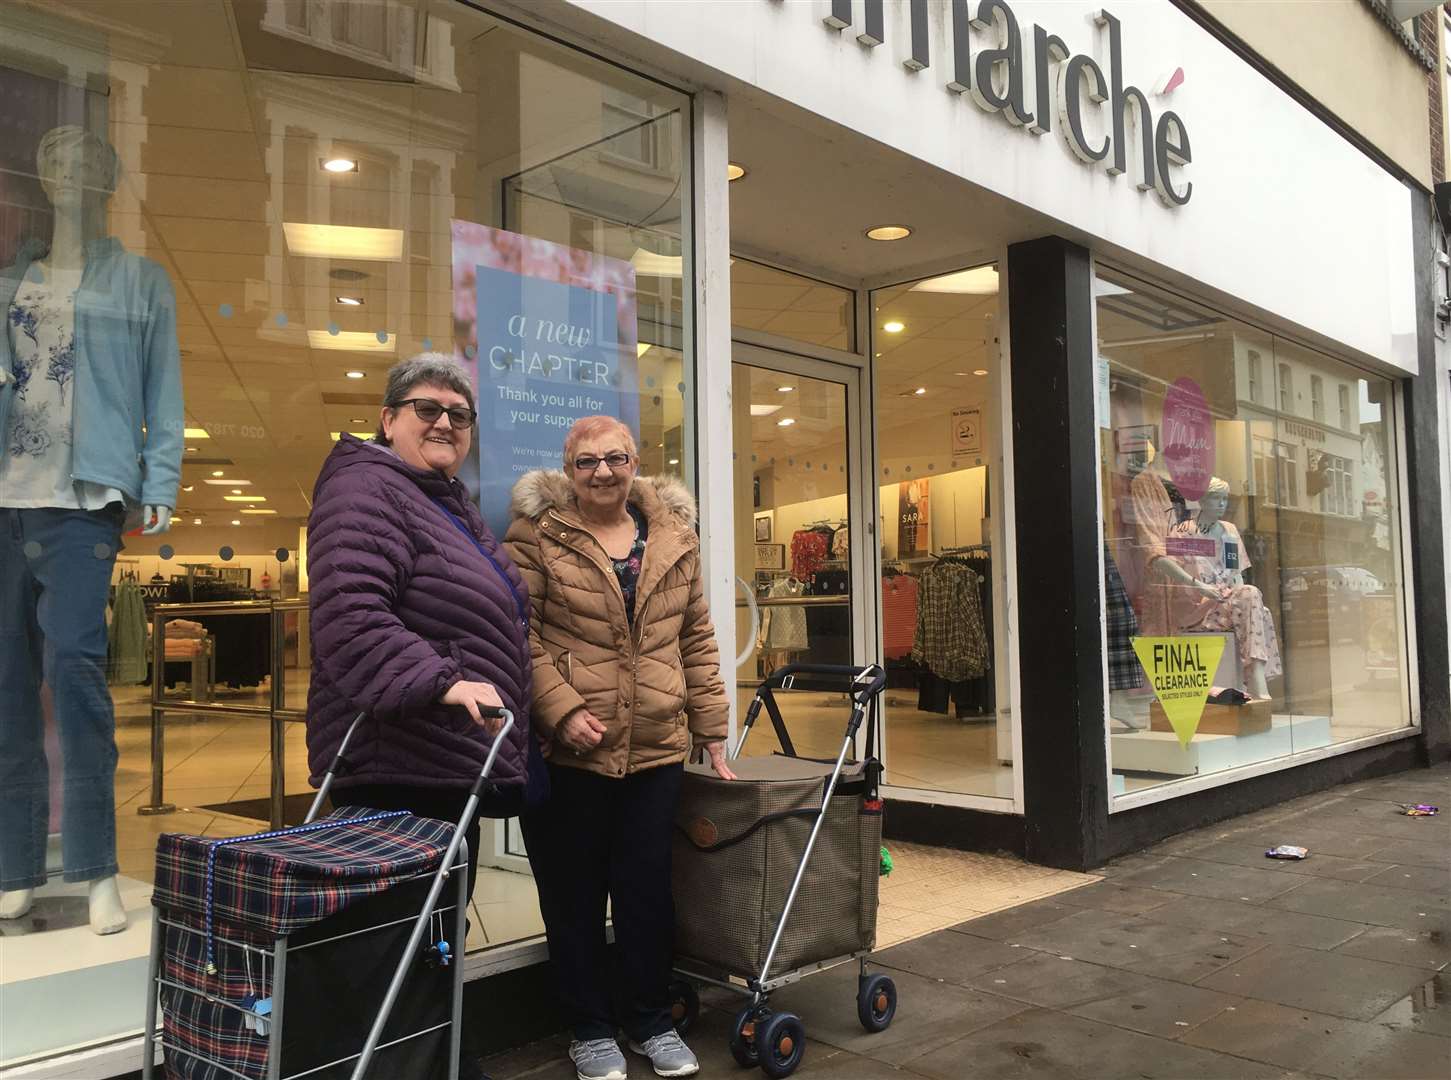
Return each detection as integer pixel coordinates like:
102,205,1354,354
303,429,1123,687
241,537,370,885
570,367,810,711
556,0,1418,373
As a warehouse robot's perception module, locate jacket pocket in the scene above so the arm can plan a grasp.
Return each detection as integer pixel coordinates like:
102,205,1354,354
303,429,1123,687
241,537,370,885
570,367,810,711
554,650,573,685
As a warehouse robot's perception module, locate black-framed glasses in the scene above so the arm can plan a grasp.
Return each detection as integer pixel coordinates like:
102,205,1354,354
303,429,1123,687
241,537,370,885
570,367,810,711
395,398,477,429
573,452,632,472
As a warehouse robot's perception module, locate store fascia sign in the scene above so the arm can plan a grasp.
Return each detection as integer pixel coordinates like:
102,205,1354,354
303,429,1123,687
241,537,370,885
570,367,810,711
807,0,1193,206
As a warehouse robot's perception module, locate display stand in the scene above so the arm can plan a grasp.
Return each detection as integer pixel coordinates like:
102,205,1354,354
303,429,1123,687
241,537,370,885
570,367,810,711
1110,714,1332,776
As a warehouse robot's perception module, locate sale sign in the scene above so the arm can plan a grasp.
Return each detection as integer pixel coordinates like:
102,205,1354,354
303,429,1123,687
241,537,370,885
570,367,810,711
1132,634,1227,747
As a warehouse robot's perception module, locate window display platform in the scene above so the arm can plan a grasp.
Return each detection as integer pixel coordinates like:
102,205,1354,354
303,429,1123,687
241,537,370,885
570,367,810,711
0,875,153,1066
1110,714,1332,778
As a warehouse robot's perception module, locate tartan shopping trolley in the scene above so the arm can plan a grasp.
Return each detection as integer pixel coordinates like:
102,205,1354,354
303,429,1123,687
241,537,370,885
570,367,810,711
142,707,514,1080
667,665,898,1078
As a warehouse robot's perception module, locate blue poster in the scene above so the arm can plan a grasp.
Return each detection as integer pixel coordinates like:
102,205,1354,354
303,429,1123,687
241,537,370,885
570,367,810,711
472,265,639,533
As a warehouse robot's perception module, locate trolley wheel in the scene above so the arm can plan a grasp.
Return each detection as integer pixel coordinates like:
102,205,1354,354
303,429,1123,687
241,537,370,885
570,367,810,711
730,1005,766,1069
857,973,897,1032
758,1012,805,1078
668,979,700,1034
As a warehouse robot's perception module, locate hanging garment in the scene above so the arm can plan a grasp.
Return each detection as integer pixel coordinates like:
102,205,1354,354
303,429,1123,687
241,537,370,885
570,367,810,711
760,577,809,651
881,574,918,660
789,530,829,582
956,560,995,715
1104,546,1142,691
830,526,850,561
911,559,988,682
108,577,149,684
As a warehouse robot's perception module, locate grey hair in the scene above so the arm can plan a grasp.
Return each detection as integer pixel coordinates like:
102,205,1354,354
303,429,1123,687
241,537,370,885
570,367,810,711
375,352,476,442
1204,476,1231,499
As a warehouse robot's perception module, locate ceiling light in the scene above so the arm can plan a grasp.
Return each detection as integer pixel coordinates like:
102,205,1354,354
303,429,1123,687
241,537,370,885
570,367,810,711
777,417,796,427
183,427,210,439
345,370,366,379
882,320,905,334
668,458,680,465
335,295,364,306
283,222,402,261
974,368,990,376
192,518,202,525
242,508,277,515
912,266,1000,295
204,479,249,486
181,484,195,492
186,446,198,454
321,157,358,173
866,224,912,241
726,162,747,181
310,330,395,353
231,489,242,495
750,404,784,417
914,387,927,395
330,431,376,441
349,417,366,424
225,495,267,502
231,519,241,526
629,249,683,278
777,385,794,393
211,470,224,478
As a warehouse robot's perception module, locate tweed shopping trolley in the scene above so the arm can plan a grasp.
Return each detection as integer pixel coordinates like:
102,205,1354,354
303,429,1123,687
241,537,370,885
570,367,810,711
141,707,514,1080
668,664,897,1079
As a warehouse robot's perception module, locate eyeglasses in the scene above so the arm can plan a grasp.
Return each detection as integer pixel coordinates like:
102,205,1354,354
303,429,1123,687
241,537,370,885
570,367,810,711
394,398,477,429
573,452,633,472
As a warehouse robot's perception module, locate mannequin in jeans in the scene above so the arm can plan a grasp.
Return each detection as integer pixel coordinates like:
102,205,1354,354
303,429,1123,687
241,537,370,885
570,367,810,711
0,127,180,934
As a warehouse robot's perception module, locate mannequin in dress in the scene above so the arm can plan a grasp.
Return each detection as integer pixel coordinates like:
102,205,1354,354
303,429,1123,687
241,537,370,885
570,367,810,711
0,126,182,934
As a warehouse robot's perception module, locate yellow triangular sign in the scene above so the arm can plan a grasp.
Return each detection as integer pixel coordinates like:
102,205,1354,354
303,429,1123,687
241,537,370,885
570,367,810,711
1131,635,1227,748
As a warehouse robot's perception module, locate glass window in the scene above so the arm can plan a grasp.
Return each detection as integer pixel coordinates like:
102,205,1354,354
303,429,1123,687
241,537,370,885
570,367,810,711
0,0,691,1061
870,263,1011,799
1247,350,1262,404
1278,362,1293,413
1311,375,1325,422
730,257,855,352
1339,383,1351,430
1097,270,1410,798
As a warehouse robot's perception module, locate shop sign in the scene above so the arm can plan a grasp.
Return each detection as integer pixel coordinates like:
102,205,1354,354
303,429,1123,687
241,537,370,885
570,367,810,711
1132,634,1226,747
812,0,1192,205
451,220,640,534
1161,376,1214,501
1282,420,1325,442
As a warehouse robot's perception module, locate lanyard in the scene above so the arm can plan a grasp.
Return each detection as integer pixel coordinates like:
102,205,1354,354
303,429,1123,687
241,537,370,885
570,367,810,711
429,497,528,625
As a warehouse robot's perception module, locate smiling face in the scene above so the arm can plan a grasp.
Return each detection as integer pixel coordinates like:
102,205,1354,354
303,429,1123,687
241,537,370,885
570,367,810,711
380,382,472,476
567,431,637,518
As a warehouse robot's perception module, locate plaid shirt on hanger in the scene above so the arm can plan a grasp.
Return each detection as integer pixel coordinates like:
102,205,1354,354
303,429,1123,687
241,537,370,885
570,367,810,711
911,560,988,681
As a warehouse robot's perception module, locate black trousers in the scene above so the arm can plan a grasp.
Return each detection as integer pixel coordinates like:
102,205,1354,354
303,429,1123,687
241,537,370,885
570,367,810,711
521,761,684,1043
344,784,484,904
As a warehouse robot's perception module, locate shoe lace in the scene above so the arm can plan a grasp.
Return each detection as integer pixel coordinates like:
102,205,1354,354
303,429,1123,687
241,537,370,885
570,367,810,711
575,1039,620,1064
642,1031,687,1055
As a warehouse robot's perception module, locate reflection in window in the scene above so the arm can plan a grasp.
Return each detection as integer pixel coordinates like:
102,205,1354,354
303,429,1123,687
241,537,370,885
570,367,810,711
1097,269,1409,798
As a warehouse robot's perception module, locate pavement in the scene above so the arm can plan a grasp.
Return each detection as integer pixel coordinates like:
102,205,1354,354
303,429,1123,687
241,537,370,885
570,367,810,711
481,763,1450,1079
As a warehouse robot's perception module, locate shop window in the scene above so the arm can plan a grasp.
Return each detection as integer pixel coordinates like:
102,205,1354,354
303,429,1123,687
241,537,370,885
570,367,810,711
0,0,691,1063
729,257,855,351
1097,270,1410,800
867,263,1011,800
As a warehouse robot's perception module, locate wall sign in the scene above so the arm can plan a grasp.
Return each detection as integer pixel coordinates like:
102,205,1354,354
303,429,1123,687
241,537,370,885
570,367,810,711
951,405,981,465
812,0,1192,205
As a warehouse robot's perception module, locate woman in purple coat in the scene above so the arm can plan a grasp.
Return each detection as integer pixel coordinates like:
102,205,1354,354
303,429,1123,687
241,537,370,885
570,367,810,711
305,353,543,903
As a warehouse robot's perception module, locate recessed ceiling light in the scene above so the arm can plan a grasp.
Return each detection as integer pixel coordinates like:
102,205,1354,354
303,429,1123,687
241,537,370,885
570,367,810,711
204,479,249,486
911,266,999,295
883,320,905,334
283,223,401,261
181,485,195,492
186,446,198,453
192,518,202,525
866,224,912,241
750,404,784,417
211,470,224,478
349,418,366,424
225,495,266,502
321,157,358,173
777,417,796,427
231,489,242,495
241,508,277,515
974,368,990,376
330,431,376,440
914,387,927,395
183,427,210,439
336,295,364,306
345,370,366,379
231,519,242,526
777,385,794,392
668,458,680,465
727,162,747,181
309,330,395,353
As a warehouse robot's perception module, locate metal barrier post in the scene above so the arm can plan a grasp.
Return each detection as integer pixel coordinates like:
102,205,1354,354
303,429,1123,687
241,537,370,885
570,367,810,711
269,605,286,829
138,606,175,815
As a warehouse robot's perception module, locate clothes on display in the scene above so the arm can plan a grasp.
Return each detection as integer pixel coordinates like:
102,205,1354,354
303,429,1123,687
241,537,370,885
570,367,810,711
881,570,917,660
788,526,834,582
759,576,809,651
161,580,269,689
806,566,851,664
911,555,989,683
1104,546,1142,691
107,577,148,684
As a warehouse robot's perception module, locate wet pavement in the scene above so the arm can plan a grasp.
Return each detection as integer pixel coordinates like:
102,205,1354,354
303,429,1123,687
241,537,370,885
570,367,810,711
482,763,1450,1079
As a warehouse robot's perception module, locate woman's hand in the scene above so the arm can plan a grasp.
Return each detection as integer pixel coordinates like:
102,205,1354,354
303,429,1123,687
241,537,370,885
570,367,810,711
558,708,607,755
704,740,737,781
440,680,506,734
1195,581,1223,600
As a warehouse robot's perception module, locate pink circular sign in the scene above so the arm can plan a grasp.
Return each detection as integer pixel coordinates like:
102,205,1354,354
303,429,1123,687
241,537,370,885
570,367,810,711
1161,377,1214,501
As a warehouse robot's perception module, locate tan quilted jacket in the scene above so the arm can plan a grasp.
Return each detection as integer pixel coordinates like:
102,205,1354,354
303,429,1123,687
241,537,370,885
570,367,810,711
503,470,730,778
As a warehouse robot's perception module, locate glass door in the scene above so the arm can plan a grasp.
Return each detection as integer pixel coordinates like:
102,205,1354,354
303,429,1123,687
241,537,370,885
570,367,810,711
731,347,866,761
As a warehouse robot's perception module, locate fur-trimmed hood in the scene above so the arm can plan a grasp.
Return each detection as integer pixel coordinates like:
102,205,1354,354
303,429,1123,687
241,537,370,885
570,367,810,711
508,469,697,530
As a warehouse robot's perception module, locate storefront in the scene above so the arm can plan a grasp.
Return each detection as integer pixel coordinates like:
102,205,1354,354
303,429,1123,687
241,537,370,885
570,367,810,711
0,0,1444,1074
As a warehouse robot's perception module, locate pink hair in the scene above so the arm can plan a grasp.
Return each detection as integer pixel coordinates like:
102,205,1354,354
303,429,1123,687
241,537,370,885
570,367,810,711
563,415,637,468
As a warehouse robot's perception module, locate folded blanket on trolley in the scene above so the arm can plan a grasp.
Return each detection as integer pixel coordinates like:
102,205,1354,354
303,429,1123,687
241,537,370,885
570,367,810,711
165,619,207,639
152,806,455,942
165,639,205,659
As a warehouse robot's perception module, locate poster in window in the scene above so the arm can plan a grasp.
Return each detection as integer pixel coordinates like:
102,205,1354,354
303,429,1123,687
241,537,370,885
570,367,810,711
452,220,639,534
897,479,930,557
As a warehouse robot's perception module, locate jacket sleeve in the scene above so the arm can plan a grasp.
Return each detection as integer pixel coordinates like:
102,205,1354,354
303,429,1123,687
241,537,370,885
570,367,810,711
681,550,730,744
139,267,184,510
308,472,462,720
503,516,588,740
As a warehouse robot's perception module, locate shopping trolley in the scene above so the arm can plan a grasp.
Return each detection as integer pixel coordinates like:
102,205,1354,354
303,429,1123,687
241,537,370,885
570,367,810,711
142,707,514,1080
668,664,897,1078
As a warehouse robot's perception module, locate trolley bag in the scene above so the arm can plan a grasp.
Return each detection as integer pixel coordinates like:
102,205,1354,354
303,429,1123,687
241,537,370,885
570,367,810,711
149,807,460,1080
672,754,881,978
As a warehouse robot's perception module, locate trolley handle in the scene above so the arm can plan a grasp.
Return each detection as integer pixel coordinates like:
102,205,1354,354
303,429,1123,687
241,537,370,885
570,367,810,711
469,707,515,800
761,664,886,700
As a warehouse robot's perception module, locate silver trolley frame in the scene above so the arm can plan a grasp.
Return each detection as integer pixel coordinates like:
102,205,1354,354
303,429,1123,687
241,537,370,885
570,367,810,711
142,707,514,1080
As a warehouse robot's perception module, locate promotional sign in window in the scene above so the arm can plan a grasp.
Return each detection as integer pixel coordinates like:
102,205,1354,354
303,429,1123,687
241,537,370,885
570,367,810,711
1131,634,1226,747
451,220,639,533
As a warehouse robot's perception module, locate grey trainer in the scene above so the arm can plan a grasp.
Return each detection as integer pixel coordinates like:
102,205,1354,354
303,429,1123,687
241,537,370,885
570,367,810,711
627,1031,699,1078
569,1038,627,1080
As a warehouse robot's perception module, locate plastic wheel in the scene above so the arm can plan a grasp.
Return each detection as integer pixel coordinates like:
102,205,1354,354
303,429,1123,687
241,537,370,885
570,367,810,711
857,973,897,1032
731,1005,767,1069
668,979,700,1034
758,1011,805,1078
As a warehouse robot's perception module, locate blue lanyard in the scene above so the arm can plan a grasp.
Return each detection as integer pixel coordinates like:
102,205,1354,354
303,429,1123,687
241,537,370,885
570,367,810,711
429,497,528,625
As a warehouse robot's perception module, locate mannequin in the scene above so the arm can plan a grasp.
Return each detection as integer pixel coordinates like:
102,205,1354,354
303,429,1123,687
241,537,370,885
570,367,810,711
0,126,182,934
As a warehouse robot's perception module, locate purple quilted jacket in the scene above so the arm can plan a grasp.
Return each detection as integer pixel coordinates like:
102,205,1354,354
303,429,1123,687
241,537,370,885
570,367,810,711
305,435,540,802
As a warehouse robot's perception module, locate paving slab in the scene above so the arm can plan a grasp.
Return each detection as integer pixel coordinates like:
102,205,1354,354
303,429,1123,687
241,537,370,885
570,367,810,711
1197,943,1433,1021
1183,999,1396,1072
1115,855,1310,903
949,899,1083,941
961,950,1160,1008
1066,978,1241,1039
1369,971,1451,1038
1359,863,1451,894
1333,924,1451,970
1008,906,1260,969
1051,880,1181,914
1136,893,1367,950
1265,876,1451,933
872,928,1031,985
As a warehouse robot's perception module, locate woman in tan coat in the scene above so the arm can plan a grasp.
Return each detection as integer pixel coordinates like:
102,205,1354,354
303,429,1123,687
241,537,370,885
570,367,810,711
505,415,732,1080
